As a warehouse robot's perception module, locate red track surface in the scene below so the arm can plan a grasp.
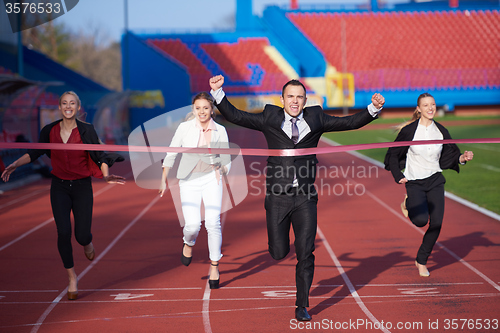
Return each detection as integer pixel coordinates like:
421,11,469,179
1,127,499,333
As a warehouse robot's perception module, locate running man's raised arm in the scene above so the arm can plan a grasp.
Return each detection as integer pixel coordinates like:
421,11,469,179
209,75,265,131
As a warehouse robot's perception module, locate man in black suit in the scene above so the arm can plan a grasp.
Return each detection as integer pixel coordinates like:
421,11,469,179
209,75,385,321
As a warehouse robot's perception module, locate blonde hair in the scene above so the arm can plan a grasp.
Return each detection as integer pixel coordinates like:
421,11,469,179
396,92,434,132
185,92,216,121
59,91,81,108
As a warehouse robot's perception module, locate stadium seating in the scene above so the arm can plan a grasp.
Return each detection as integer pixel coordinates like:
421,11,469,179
147,37,290,94
2,88,60,143
0,66,14,75
202,38,289,94
147,38,212,92
288,10,500,90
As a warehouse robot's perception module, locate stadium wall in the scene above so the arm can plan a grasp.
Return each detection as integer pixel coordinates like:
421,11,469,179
123,32,191,130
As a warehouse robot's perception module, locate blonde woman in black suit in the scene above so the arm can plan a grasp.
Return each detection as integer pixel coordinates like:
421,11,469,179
385,93,473,277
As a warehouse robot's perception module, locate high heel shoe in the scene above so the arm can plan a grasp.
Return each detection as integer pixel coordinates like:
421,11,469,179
84,248,95,261
84,242,95,261
67,290,78,300
209,262,220,289
415,260,430,277
181,244,192,266
67,281,78,300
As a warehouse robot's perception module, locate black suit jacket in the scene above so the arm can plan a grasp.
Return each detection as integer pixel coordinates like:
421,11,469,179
384,119,462,183
216,96,377,194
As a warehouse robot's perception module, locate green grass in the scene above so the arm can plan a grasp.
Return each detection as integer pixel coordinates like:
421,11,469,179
324,121,500,215
364,114,500,125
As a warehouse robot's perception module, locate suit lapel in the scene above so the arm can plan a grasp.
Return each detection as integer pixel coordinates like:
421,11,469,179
266,106,292,142
210,125,220,147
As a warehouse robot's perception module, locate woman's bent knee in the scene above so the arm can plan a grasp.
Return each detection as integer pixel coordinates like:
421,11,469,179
410,215,429,228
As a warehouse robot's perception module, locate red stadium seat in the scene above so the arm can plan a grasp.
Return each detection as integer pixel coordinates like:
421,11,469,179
288,10,500,90
147,38,212,91
201,37,290,93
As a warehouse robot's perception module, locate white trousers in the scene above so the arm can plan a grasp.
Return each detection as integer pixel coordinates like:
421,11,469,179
179,171,223,262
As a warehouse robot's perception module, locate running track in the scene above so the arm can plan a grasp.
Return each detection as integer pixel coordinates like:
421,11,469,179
1,126,499,333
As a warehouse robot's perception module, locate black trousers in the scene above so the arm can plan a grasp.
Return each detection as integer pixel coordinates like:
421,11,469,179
265,190,318,307
50,176,93,269
405,172,445,265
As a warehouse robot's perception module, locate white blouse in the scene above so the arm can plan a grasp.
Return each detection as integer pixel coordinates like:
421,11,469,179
404,121,443,181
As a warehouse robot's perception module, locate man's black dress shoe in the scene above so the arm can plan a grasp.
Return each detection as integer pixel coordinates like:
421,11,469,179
295,307,311,321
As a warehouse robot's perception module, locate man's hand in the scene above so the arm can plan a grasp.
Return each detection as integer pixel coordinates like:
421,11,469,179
209,75,224,91
398,177,408,184
371,93,385,109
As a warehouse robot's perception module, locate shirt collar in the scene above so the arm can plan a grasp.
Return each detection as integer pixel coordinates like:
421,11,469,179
195,118,217,131
417,120,436,130
283,110,304,122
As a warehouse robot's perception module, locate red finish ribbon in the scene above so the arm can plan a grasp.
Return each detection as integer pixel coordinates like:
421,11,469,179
0,138,499,157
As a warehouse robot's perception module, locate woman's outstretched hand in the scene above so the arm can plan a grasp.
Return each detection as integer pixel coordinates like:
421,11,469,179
1,162,18,182
104,174,126,185
159,182,167,197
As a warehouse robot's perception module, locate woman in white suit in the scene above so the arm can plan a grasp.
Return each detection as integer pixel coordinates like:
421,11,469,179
159,92,230,289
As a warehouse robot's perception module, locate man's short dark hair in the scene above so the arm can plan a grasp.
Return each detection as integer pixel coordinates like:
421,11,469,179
282,79,306,97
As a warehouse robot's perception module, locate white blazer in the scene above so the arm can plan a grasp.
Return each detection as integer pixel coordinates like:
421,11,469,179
162,118,231,179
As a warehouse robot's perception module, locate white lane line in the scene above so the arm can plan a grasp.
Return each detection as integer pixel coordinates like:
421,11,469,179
0,217,54,252
0,187,49,210
79,287,201,291
445,192,500,221
337,293,500,298
1,305,296,330
320,137,500,290
0,183,117,252
202,283,212,333
363,189,500,293
359,282,483,287
201,212,227,333
0,290,59,293
3,292,499,306
320,137,500,221
6,292,500,331
461,143,500,153
222,285,343,289
317,226,391,333
30,194,161,333
0,282,483,295
479,163,500,172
